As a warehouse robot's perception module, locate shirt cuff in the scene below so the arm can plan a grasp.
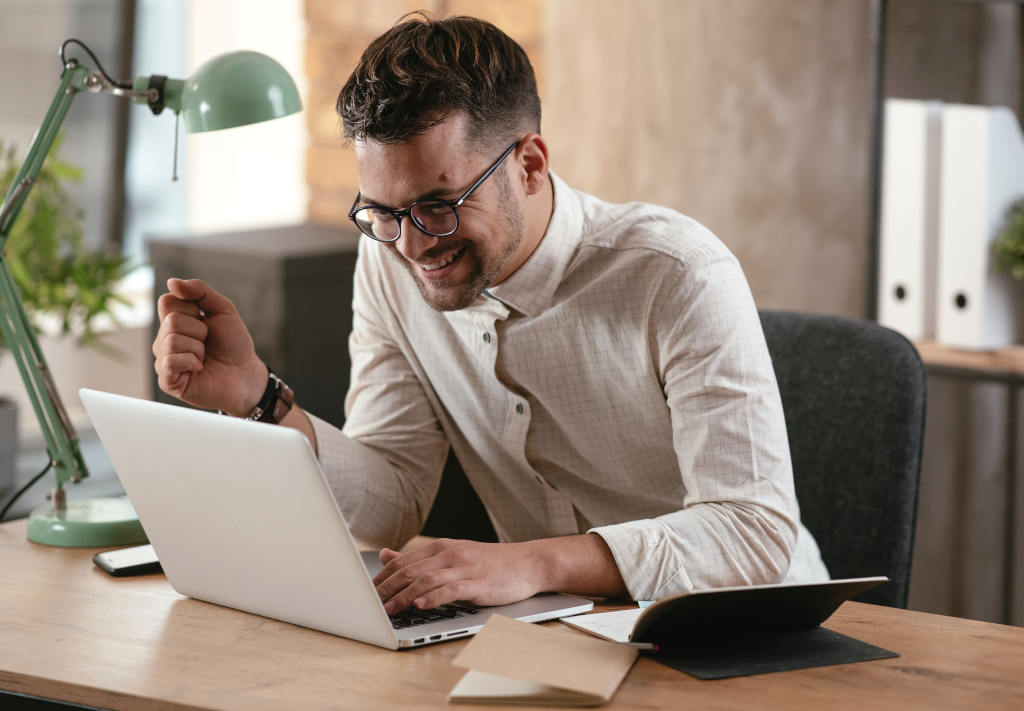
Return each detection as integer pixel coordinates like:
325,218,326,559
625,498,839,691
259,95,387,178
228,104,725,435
588,520,694,602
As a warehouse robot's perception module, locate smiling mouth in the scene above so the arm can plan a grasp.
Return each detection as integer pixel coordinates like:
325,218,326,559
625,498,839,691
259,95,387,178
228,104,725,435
418,246,466,272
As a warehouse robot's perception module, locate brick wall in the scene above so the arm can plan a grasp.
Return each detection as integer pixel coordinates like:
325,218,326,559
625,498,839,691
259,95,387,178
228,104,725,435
304,0,544,226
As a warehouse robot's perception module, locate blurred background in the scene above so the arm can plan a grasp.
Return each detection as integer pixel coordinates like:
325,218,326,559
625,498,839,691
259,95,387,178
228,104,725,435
0,0,1021,626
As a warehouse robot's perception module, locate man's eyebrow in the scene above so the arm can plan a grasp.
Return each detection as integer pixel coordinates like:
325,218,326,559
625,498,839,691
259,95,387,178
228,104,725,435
357,186,456,210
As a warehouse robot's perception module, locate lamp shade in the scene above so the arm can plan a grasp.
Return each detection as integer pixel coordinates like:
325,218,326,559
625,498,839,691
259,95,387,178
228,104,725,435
180,50,301,133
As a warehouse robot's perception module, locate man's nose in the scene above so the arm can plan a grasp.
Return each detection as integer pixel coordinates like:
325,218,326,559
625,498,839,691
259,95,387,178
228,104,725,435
395,220,441,261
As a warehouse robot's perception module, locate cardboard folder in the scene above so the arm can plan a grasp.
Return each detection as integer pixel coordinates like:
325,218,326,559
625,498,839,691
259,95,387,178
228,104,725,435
449,614,638,706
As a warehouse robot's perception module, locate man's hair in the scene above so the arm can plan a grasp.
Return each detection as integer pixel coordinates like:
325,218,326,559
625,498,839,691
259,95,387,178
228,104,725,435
336,13,541,148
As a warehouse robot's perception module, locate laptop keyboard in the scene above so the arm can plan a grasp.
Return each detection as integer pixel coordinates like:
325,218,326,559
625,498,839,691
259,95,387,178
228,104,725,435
388,603,480,629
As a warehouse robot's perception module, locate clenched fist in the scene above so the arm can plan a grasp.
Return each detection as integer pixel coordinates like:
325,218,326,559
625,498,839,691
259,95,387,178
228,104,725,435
152,278,267,416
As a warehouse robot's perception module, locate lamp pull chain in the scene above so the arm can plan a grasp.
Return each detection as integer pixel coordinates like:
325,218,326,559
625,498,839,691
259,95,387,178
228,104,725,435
172,110,180,181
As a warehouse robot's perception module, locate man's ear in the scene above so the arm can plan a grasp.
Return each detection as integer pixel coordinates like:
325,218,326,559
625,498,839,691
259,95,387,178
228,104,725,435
516,133,550,197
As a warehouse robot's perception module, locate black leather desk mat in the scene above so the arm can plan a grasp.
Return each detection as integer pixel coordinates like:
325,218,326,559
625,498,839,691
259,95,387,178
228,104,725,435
648,625,898,679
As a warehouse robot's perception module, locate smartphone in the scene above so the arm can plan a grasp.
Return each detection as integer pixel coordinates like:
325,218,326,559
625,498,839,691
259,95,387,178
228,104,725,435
93,544,162,577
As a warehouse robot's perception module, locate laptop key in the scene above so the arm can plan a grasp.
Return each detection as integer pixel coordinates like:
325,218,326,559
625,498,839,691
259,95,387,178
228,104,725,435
389,603,470,629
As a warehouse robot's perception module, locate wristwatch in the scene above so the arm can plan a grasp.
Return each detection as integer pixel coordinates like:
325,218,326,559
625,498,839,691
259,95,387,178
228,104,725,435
245,367,295,424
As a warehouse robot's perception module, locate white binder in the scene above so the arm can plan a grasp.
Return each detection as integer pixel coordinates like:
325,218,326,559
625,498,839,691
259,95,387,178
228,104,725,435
878,99,942,341
936,104,1024,350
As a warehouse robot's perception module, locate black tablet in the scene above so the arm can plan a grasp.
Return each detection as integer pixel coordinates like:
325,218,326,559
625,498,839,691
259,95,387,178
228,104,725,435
632,576,888,647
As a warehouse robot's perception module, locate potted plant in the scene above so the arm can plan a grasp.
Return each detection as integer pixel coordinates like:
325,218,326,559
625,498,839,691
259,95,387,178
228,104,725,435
993,196,1024,281
0,136,135,497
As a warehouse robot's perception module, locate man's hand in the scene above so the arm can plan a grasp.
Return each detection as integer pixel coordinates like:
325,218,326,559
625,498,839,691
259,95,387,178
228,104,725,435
373,534,628,614
152,278,267,415
374,539,542,613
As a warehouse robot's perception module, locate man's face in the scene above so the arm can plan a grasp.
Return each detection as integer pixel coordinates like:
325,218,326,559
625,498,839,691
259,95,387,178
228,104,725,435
354,116,525,311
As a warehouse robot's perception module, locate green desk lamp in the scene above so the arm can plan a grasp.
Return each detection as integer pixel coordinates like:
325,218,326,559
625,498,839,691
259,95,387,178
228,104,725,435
0,39,301,547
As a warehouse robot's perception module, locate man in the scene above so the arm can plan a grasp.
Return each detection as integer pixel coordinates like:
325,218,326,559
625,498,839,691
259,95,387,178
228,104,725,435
153,14,828,616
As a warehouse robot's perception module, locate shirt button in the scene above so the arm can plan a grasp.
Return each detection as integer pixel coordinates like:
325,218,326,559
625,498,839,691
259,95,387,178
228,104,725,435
515,403,525,415
482,332,491,343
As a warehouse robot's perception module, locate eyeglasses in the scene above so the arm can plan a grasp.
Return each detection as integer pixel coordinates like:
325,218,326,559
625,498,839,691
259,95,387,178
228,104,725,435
348,140,520,243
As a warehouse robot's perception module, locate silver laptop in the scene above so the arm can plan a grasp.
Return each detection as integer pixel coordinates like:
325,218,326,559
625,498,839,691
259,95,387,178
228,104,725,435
79,388,593,649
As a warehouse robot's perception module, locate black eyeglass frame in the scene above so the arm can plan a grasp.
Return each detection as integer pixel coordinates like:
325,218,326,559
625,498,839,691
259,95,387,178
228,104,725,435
348,140,520,243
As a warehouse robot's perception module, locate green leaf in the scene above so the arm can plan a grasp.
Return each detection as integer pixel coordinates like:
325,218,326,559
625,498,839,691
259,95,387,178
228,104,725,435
0,134,137,352
993,196,1024,282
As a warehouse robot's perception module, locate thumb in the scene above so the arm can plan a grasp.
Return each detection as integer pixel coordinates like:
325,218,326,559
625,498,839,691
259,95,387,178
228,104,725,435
167,278,237,317
379,548,400,565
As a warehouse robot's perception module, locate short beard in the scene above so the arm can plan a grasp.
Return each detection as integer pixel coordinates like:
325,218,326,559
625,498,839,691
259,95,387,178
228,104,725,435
391,170,525,312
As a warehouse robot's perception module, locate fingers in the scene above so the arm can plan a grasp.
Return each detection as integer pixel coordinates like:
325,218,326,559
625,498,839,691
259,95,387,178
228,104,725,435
373,540,539,613
378,558,472,614
154,283,214,398
406,582,469,612
159,331,206,364
157,278,238,324
153,311,209,350
153,309,209,363
166,278,238,318
373,539,451,587
154,340,206,396
387,575,470,615
156,291,201,322
375,540,466,613
155,354,201,397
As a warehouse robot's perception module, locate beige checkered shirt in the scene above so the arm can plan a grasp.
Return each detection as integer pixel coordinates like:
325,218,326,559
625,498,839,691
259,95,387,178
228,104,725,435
310,173,828,601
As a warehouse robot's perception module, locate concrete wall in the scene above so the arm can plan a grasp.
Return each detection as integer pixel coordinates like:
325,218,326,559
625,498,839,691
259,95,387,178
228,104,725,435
544,0,873,318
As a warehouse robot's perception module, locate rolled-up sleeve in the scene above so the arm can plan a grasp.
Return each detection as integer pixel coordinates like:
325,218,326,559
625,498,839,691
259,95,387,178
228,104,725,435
589,252,799,601
311,241,449,549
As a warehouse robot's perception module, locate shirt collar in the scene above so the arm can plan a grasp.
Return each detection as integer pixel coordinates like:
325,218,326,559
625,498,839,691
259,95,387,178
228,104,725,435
485,171,583,318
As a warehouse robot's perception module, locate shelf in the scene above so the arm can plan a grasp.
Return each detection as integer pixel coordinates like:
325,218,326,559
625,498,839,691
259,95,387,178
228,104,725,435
914,340,1024,379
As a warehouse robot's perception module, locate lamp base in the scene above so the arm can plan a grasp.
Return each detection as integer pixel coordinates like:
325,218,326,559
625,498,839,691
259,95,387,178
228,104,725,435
27,496,147,547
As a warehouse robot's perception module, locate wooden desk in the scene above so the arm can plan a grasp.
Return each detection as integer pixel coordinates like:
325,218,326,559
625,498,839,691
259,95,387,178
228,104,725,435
1,518,1022,711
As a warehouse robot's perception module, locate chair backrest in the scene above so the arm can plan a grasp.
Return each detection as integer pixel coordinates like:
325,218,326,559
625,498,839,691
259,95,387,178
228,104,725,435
759,310,927,608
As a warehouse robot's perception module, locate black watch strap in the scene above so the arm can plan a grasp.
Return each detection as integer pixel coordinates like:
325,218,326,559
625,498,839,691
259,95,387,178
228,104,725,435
246,367,294,424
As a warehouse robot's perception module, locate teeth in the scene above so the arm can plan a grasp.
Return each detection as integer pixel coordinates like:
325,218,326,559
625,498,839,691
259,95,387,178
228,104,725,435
420,249,462,271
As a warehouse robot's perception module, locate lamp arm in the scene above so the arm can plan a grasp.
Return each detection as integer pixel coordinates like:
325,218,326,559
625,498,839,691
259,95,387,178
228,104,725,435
0,63,161,234
0,65,88,236
0,53,175,500
0,61,95,494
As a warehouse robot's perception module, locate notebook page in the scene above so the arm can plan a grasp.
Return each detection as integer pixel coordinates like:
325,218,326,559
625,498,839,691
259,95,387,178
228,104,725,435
560,608,644,643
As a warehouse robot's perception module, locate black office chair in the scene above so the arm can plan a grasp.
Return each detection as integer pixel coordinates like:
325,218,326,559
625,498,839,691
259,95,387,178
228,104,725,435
759,310,927,608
